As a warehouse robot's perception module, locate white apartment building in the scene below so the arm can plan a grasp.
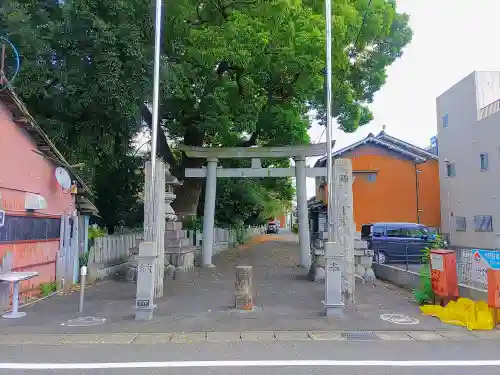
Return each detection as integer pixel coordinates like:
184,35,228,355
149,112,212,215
436,71,500,249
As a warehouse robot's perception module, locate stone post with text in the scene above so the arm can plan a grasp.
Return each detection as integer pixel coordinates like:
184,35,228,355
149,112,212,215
135,242,156,320
143,159,166,299
334,158,355,305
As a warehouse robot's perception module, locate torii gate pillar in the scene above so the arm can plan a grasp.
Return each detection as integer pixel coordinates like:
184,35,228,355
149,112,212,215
201,157,218,267
294,156,311,268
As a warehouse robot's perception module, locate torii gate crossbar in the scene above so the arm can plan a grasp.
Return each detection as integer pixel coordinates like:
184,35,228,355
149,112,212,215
180,143,330,268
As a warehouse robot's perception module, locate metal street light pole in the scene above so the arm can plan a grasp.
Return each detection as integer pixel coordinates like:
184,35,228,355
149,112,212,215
150,0,163,177
325,0,336,242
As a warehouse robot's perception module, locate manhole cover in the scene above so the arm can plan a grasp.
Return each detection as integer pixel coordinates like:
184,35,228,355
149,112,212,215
380,313,419,325
341,332,381,341
62,317,107,327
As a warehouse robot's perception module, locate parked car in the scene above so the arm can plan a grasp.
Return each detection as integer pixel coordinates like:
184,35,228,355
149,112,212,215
266,222,279,234
360,222,436,264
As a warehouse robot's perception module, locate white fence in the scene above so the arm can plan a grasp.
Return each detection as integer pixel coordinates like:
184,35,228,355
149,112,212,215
89,232,142,266
187,226,266,254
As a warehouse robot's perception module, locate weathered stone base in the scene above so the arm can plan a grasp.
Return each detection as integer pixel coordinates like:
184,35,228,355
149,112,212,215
88,261,132,283
354,249,376,281
166,250,195,272
309,232,375,283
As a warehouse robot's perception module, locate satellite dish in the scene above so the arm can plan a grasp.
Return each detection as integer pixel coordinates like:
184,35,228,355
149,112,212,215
55,167,72,191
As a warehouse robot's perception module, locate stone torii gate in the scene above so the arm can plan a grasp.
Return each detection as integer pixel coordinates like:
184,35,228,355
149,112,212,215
180,143,328,268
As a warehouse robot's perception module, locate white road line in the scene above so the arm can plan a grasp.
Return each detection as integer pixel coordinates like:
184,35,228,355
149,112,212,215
1,360,500,370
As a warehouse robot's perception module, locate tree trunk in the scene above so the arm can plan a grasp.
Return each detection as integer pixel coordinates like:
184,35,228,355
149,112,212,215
172,178,202,217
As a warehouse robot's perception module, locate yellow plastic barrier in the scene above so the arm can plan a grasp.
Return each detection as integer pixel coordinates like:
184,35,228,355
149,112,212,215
420,298,500,331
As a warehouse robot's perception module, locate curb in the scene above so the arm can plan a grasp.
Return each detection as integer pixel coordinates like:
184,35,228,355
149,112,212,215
0,330,499,345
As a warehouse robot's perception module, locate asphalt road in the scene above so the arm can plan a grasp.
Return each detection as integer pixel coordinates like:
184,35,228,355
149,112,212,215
0,340,499,375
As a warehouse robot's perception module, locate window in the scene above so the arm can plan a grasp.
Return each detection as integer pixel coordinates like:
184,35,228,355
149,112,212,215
0,216,61,243
365,173,377,182
386,226,403,237
480,153,489,171
361,224,372,238
455,216,466,231
442,113,449,128
372,225,385,237
446,163,456,177
402,228,423,238
474,215,493,232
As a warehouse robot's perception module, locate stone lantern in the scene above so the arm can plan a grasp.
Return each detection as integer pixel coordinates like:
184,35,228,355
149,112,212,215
163,164,195,277
164,168,181,222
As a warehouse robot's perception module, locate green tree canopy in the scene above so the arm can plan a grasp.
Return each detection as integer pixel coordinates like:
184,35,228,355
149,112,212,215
152,0,412,214
1,0,412,228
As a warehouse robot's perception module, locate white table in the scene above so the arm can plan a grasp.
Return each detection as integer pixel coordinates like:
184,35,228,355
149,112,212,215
0,271,39,319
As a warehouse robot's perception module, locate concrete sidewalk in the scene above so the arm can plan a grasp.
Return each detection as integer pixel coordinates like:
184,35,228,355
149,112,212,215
0,234,464,335
1,329,500,345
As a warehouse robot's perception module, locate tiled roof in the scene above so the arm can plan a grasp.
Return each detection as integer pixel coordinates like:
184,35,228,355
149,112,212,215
314,131,437,167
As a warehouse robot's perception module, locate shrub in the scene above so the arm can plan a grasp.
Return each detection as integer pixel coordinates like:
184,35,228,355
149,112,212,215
412,234,445,305
39,282,57,297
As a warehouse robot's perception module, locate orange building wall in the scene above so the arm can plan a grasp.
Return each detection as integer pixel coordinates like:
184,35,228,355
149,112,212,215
316,144,441,231
416,159,441,229
0,102,74,299
275,214,287,228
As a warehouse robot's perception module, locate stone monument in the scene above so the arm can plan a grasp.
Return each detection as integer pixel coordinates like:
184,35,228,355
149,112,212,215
135,242,156,320
309,159,375,306
163,165,195,277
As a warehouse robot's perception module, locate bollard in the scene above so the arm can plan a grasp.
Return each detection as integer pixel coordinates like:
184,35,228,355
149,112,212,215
322,241,344,316
235,266,253,310
135,242,156,321
79,266,87,314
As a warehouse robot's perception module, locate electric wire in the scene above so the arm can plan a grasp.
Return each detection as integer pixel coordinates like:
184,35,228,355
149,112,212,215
0,36,21,90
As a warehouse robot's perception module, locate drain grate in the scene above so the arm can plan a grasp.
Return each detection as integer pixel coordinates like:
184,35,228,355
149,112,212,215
341,332,381,341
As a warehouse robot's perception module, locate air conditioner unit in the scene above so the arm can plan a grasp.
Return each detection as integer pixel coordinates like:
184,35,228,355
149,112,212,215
25,193,48,211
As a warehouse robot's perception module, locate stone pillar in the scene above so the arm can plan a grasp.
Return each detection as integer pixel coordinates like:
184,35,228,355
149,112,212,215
235,266,253,310
334,158,355,305
294,157,311,268
143,159,166,298
323,241,344,315
202,157,218,268
135,242,156,321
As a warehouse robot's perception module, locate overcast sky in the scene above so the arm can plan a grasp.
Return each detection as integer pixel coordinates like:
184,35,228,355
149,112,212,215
305,0,500,197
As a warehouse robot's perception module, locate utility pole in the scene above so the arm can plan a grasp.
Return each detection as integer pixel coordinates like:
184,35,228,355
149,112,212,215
323,0,344,315
325,0,335,242
137,0,163,319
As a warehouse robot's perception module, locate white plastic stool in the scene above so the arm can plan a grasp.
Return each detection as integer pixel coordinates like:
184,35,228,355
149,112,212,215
0,272,39,319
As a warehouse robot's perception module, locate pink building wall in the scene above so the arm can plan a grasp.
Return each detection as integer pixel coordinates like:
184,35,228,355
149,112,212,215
0,101,74,298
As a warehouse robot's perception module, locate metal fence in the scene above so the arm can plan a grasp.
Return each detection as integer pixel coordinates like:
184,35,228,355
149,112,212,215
371,243,489,291
371,240,427,272
455,248,487,291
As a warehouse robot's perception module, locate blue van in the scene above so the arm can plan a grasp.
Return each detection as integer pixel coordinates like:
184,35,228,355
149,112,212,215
361,222,435,264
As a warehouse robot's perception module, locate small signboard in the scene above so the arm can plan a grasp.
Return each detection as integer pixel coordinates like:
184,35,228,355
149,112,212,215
138,264,152,274
0,209,4,228
430,253,444,271
471,249,500,284
325,259,342,305
136,299,150,308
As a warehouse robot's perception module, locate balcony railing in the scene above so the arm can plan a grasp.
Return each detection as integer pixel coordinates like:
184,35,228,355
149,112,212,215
479,98,500,120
